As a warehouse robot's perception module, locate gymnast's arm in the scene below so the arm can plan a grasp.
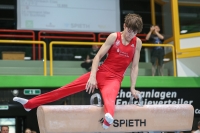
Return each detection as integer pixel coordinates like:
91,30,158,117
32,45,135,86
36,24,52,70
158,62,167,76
85,33,117,94
130,38,142,99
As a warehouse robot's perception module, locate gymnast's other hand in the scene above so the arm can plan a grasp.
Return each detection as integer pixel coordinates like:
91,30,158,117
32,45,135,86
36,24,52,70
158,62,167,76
86,75,98,94
131,88,140,99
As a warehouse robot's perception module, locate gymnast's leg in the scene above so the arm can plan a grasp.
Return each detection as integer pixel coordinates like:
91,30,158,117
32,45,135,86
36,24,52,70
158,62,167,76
13,73,90,111
99,79,121,129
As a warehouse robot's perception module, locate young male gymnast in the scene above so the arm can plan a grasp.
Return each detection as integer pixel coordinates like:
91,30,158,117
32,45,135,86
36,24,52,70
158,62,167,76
14,13,143,129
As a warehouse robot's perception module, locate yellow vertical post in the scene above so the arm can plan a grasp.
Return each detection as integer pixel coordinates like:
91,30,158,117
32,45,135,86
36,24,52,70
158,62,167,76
50,42,53,76
151,0,156,25
171,0,180,51
171,0,179,76
171,46,177,76
43,42,47,76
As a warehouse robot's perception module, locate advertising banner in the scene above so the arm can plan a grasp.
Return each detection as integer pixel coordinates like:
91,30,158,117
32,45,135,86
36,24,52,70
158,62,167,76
117,88,200,116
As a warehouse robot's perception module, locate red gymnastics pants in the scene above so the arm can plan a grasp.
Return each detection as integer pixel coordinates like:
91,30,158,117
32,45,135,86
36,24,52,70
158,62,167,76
24,69,122,117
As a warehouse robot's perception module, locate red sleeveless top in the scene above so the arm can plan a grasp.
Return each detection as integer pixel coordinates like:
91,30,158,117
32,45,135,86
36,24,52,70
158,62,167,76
99,32,137,78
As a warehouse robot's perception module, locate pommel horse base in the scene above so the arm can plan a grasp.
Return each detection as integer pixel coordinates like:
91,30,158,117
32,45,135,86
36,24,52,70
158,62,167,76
37,93,194,133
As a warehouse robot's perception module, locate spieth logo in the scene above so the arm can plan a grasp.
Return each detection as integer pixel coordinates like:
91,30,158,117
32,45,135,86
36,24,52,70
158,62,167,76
99,118,146,127
99,118,104,123
131,44,135,47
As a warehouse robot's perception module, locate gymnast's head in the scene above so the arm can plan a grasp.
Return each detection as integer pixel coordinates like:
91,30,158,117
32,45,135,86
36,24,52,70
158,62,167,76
123,13,143,41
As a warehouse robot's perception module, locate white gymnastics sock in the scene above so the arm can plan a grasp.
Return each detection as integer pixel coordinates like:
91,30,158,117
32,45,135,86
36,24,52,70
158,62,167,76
102,113,114,129
13,97,31,111
105,113,114,124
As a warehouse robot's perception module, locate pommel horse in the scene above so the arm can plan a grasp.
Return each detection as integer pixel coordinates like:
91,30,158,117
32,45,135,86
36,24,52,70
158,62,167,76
37,93,194,133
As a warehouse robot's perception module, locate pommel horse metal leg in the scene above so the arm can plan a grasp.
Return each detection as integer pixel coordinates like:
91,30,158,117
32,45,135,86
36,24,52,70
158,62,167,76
90,93,102,107
37,93,194,133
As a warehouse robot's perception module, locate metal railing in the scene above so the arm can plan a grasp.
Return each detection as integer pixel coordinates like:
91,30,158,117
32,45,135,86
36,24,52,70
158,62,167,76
0,40,47,76
49,41,176,76
143,43,176,76
0,30,36,60
98,33,147,42
38,31,96,60
49,41,103,76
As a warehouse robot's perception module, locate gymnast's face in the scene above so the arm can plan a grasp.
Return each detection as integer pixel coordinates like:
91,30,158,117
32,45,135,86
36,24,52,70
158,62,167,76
123,24,137,42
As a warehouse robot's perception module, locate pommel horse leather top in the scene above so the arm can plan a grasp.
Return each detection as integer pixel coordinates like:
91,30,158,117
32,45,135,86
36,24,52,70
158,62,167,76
37,104,194,133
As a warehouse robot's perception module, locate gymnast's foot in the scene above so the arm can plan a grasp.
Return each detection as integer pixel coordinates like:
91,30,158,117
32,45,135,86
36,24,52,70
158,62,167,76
102,113,114,129
13,97,31,111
